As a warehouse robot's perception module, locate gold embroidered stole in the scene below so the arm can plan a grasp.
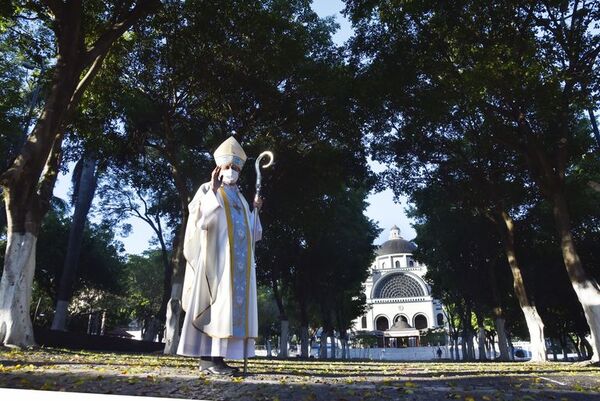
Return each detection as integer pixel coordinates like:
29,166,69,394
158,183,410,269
219,187,253,338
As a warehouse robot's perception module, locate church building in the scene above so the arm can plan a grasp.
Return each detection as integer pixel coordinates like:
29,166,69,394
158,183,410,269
353,226,444,347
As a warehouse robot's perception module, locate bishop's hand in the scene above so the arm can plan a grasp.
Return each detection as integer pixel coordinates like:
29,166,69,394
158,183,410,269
211,166,222,193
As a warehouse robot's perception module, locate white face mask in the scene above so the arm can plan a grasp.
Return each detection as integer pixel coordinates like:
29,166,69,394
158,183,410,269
220,168,239,184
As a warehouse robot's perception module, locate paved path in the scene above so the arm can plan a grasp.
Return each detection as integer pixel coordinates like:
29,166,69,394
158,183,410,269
1,347,600,400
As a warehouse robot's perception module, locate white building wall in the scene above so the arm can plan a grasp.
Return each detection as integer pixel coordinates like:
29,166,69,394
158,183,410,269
353,246,444,333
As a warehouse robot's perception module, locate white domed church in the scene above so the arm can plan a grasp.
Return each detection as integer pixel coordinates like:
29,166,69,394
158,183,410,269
353,226,444,347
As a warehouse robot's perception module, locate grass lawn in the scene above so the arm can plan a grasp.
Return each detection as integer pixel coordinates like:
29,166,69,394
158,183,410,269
1,347,600,400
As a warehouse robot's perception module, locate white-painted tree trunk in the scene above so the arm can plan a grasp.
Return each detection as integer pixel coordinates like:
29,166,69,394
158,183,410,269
522,306,547,362
319,331,327,359
467,334,475,360
51,154,97,331
0,233,37,347
330,334,336,359
495,317,510,361
266,339,272,357
571,283,600,362
478,325,487,360
279,319,289,358
163,283,182,354
499,210,547,362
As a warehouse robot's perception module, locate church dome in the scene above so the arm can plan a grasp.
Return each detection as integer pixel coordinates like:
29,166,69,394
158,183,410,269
377,225,417,256
377,238,417,256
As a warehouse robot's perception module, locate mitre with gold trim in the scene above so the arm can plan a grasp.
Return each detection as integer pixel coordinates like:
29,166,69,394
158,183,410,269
213,136,247,169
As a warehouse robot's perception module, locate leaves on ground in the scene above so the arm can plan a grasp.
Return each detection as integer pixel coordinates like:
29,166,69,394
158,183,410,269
0,347,599,400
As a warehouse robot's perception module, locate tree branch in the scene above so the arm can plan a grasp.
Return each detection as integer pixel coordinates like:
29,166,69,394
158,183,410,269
84,0,161,66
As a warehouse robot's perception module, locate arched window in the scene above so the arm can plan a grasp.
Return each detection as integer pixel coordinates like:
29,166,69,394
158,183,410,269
414,314,428,330
381,262,386,269
395,260,400,268
375,316,389,331
373,273,425,299
408,259,414,267
437,313,444,326
361,316,367,329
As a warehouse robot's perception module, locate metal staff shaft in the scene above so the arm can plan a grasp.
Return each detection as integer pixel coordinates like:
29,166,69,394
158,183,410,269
244,150,274,376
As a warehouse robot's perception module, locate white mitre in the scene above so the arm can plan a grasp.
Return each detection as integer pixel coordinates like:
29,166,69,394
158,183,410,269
213,136,247,169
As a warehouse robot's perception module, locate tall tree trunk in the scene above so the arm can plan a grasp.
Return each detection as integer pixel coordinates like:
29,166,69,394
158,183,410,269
163,224,187,353
0,136,63,347
159,123,191,352
0,233,37,346
319,329,328,359
0,45,79,348
330,332,336,359
298,298,309,358
475,310,487,360
486,257,510,360
143,226,171,342
271,279,288,358
462,304,474,360
279,319,289,358
494,312,510,361
52,153,98,331
486,258,510,361
0,0,158,348
550,190,600,363
461,320,469,361
340,330,347,359
580,336,593,360
507,334,515,360
570,335,582,360
299,325,309,359
497,210,547,362
550,338,558,361
589,108,600,149
559,333,569,361
0,199,6,234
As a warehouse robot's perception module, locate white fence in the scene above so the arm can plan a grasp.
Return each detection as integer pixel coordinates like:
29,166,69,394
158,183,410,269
348,346,446,361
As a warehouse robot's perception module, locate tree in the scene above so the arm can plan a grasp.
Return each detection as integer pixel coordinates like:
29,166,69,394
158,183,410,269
0,0,159,347
1,198,128,331
51,153,98,330
348,0,600,361
123,250,166,337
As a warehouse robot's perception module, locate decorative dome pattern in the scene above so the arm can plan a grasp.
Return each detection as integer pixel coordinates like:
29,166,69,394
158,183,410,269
373,273,425,299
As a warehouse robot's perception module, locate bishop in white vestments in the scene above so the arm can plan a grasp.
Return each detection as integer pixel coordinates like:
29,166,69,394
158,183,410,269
177,136,262,375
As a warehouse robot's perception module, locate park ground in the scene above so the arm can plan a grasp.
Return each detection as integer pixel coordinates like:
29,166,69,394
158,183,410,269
1,347,600,400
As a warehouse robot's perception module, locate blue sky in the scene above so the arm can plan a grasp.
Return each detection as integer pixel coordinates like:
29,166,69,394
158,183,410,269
53,0,416,255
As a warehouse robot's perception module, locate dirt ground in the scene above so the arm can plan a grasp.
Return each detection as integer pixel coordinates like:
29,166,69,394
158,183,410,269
1,347,600,400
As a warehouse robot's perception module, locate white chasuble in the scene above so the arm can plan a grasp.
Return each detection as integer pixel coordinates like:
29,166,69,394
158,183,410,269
177,182,262,359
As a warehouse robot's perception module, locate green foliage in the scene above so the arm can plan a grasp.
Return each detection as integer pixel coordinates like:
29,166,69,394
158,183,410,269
257,285,280,343
349,0,600,347
122,249,166,325
86,0,380,340
420,327,447,346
